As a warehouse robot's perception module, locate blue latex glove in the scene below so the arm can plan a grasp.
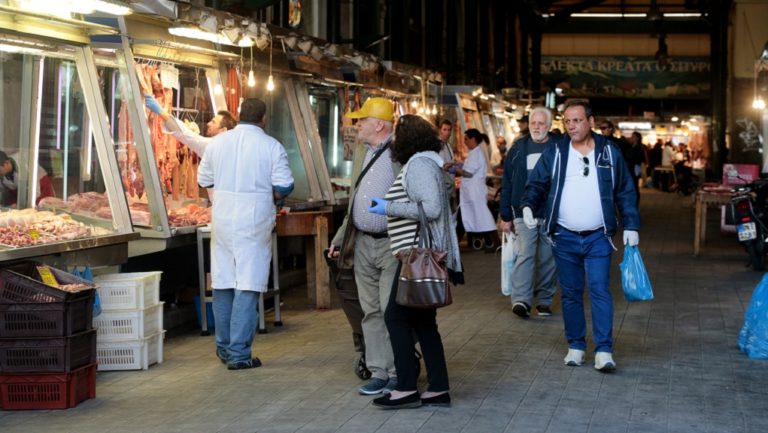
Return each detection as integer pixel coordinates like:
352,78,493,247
145,95,163,114
368,197,388,215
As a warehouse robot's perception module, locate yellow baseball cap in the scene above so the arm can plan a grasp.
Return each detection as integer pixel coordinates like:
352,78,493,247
346,97,394,122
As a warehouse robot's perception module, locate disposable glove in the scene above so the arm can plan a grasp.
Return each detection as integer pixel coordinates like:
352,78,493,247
145,95,163,114
522,207,537,229
623,230,639,246
368,197,388,215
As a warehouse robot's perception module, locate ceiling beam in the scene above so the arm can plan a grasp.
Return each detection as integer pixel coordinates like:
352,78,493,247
552,0,608,20
541,18,710,34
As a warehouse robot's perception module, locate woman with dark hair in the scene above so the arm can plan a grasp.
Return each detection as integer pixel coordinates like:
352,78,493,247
367,114,463,409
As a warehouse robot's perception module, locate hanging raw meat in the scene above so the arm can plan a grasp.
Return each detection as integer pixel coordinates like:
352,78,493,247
226,65,241,115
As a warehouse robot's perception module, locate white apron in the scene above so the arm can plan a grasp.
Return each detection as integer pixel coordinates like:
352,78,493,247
198,124,293,292
211,190,274,292
460,146,496,233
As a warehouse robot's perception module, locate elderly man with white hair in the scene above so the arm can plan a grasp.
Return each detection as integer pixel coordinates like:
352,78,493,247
499,107,559,319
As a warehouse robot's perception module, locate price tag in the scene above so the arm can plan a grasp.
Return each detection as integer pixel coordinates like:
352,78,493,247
37,266,59,287
29,229,39,240
160,64,180,90
342,126,359,161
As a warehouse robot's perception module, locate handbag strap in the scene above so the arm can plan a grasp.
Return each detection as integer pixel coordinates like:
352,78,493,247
354,140,390,189
415,202,434,249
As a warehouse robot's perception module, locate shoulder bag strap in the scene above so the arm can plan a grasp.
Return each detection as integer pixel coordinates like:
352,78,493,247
354,141,390,189
416,201,434,249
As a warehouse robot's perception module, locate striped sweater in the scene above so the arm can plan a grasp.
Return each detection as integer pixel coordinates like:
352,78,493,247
385,171,419,254
384,151,462,273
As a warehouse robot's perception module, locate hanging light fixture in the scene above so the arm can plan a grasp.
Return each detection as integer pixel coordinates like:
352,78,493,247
247,45,256,87
266,37,275,92
754,60,767,110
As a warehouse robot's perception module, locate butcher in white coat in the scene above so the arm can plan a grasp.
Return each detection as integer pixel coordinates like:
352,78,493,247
452,128,499,250
198,98,294,370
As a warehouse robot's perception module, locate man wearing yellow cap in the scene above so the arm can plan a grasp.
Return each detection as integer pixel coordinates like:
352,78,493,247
328,97,400,395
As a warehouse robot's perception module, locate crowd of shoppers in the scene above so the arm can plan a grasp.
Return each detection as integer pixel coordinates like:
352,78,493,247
200,96,647,410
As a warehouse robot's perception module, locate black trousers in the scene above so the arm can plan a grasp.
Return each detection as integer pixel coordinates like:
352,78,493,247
384,264,449,392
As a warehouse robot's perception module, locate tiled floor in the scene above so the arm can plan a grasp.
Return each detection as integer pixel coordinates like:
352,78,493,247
2,189,768,433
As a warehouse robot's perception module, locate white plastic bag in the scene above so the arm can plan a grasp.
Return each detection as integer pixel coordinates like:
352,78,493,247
501,232,517,296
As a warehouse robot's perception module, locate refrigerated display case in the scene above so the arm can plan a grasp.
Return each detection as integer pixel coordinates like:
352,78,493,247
0,16,137,264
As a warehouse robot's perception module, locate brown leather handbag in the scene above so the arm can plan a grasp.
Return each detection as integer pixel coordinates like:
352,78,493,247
395,202,453,309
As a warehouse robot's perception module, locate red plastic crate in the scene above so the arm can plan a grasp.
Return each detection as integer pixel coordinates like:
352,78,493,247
0,262,95,304
0,362,96,410
0,292,94,338
0,329,96,373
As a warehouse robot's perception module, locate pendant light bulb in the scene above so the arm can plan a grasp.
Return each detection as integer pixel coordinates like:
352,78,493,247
247,70,256,87
753,97,766,110
267,75,275,92
213,83,223,95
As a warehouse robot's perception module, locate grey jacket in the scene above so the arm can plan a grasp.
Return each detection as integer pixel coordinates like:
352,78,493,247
386,152,462,273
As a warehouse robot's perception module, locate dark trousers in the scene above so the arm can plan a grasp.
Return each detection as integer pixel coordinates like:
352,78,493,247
384,265,449,392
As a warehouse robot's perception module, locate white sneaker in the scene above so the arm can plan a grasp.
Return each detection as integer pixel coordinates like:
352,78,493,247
594,352,616,372
564,349,585,366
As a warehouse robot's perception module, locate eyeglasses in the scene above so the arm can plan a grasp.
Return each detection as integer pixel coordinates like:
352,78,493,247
581,157,589,177
599,126,609,130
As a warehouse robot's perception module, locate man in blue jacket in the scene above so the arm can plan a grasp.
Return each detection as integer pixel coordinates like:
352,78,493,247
520,99,640,372
499,107,558,319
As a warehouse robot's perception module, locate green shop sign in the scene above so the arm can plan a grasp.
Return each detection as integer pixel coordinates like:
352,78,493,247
540,56,711,99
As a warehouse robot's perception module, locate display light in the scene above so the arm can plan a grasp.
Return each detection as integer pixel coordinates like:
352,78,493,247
238,35,254,47
0,43,44,55
169,23,228,45
753,60,766,111
13,0,133,16
247,45,256,87
266,37,275,92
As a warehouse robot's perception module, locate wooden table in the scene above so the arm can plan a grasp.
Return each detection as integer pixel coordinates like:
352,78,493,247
694,188,732,256
276,208,333,309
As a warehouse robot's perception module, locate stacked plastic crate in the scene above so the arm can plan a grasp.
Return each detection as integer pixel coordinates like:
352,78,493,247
93,272,165,371
0,262,97,410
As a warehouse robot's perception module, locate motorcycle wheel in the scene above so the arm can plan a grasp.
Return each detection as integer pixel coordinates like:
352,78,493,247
746,239,765,271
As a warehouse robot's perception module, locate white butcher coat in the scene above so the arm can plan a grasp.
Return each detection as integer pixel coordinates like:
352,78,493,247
459,145,496,233
164,116,210,157
197,124,293,292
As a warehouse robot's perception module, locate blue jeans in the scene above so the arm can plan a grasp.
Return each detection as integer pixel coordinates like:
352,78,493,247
551,227,614,353
213,289,259,363
511,218,558,307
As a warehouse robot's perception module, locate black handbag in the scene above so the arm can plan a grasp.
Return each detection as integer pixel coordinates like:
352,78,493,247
395,202,453,309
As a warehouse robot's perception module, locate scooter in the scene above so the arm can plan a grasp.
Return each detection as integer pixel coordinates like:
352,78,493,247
728,178,768,270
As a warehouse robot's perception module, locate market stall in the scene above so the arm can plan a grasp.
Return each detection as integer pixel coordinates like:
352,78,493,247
0,5,138,267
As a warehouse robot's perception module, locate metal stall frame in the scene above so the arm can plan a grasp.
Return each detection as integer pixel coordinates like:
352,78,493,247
0,12,139,264
284,78,336,205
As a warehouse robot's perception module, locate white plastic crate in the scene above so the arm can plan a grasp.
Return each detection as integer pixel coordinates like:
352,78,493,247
96,331,165,371
93,303,164,341
94,271,162,310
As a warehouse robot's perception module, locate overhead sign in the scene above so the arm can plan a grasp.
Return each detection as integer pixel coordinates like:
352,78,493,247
540,56,711,98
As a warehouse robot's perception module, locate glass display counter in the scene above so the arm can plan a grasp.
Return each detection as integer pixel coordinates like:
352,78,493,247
0,31,136,263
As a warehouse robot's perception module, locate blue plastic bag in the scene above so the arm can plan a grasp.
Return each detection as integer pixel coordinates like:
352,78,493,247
72,265,101,317
619,245,654,302
738,273,768,360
